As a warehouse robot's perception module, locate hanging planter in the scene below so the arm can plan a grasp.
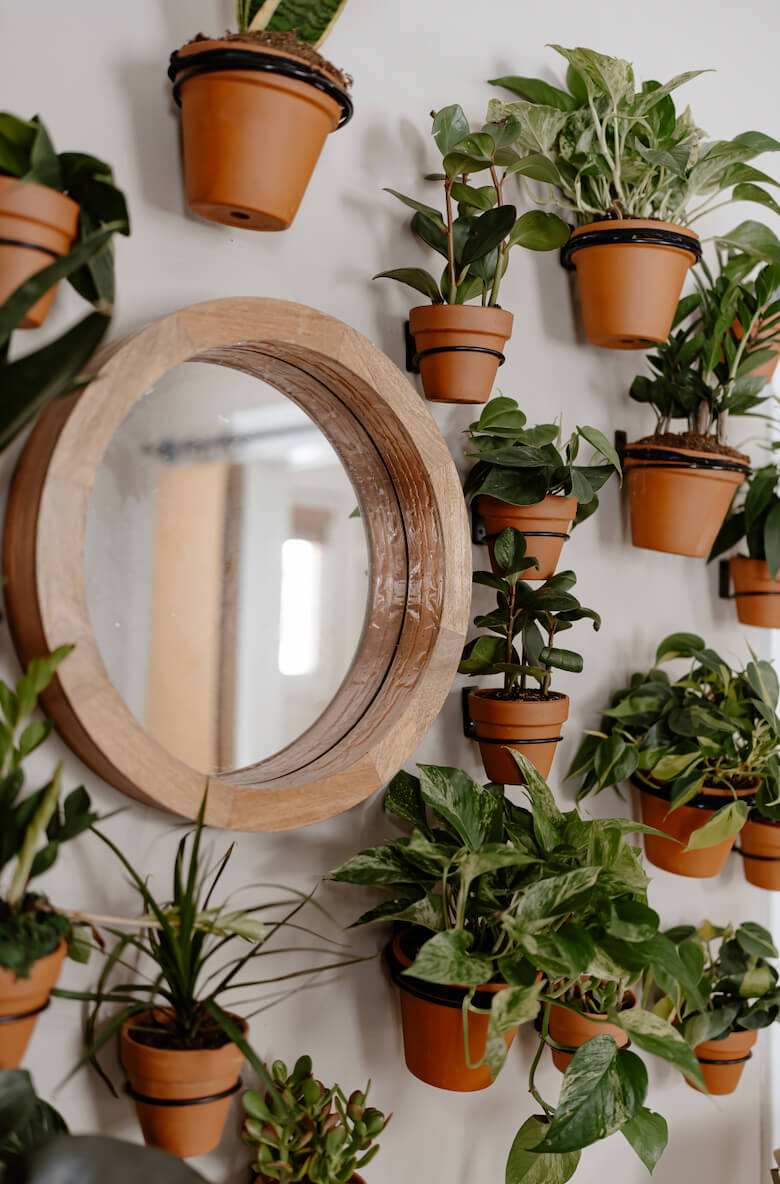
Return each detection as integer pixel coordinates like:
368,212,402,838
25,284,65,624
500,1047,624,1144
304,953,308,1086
478,494,578,579
730,557,780,627
623,440,749,557
711,466,780,625
386,929,516,1092
739,814,780,890
408,304,513,405
0,940,66,1069
638,779,758,879
0,178,79,329
468,690,569,782
560,220,701,349
548,994,636,1073
691,1028,757,1095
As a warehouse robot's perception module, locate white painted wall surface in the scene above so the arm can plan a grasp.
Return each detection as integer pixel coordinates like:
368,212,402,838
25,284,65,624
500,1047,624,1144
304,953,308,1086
3,1,780,1181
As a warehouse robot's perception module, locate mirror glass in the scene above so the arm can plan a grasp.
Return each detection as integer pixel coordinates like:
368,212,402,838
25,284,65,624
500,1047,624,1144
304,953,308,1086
84,361,370,774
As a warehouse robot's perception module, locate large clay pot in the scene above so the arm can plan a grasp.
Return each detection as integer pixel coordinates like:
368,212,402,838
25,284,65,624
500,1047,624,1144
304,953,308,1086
0,176,79,329
623,441,748,557
120,1010,247,1158
477,494,578,580
0,940,66,1068
638,780,757,878
560,219,700,349
169,40,352,231
730,557,780,628
692,1028,758,1095
740,814,780,890
387,930,518,1092
468,691,569,783
408,305,513,404
548,993,636,1073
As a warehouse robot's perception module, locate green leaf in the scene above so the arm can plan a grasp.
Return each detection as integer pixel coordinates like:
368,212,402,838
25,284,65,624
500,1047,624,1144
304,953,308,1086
539,1037,647,1154
383,770,428,832
494,526,539,578
507,210,570,251
382,188,444,226
373,267,442,302
715,220,780,261
432,105,470,156
451,182,497,211
11,1133,208,1184
484,982,542,1077
460,205,517,264
735,921,777,959
539,646,583,673
684,800,748,851
733,183,780,216
613,1008,705,1090
329,844,420,886
577,425,622,472
504,867,599,934
621,1108,668,1174
417,764,502,850
655,632,705,663
406,929,494,987
764,502,780,579
505,1116,581,1184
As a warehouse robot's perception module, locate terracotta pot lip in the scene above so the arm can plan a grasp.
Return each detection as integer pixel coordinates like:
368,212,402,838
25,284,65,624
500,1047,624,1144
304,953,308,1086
623,440,750,472
477,493,578,515
469,689,569,707
0,937,67,987
0,175,80,226
746,812,780,829
409,304,514,331
171,37,351,93
635,775,759,806
121,1008,248,1055
731,555,780,577
571,217,699,240
695,1026,758,1055
550,989,638,1021
388,929,506,1001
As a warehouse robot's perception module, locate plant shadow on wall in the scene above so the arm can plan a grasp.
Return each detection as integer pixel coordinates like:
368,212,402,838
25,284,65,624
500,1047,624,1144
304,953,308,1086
331,754,718,1183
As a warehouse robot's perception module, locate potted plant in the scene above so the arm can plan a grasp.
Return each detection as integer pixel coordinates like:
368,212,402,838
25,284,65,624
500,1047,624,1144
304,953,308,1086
463,396,621,577
64,798,357,1159
458,527,600,782
0,646,96,1069
168,1,353,231
569,631,780,878
376,104,569,404
242,1055,389,1183
488,46,780,348
739,775,780,891
710,454,780,627
622,241,780,556
654,920,780,1095
0,113,128,328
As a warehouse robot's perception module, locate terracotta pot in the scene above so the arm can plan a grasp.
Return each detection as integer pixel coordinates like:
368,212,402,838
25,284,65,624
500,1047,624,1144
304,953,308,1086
692,1027,758,1095
477,494,578,580
468,691,569,783
639,780,757,878
387,930,518,1092
740,815,780,890
169,40,351,231
120,1010,247,1158
561,219,700,349
256,1176,365,1184
548,993,636,1073
623,442,748,557
731,315,780,383
0,940,66,1068
408,305,513,404
730,557,780,628
0,176,79,329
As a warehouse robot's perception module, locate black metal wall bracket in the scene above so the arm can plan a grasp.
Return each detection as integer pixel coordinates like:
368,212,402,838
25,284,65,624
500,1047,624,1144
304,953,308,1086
404,321,419,374
462,687,476,740
470,502,488,544
614,429,627,464
719,559,732,600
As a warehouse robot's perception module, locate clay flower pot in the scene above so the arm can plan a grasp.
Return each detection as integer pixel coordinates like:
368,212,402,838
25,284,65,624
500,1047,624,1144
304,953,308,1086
731,315,780,383
740,814,780,890
168,39,353,231
691,1027,758,1095
468,691,569,783
0,940,66,1068
560,219,700,349
638,780,757,878
120,1011,247,1158
623,441,748,557
387,930,518,1092
408,305,513,404
730,557,780,628
0,176,79,329
548,993,636,1073
477,494,578,580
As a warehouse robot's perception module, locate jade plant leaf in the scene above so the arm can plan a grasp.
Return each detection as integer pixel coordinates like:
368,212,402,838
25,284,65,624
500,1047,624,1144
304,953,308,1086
505,1116,580,1184
538,1036,647,1154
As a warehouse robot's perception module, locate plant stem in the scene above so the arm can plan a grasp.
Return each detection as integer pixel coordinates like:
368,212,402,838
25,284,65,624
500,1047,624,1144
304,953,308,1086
528,1002,554,1117
506,581,516,695
444,178,456,298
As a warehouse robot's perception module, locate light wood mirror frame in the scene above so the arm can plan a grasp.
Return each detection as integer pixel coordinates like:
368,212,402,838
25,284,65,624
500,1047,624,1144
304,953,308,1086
2,298,470,832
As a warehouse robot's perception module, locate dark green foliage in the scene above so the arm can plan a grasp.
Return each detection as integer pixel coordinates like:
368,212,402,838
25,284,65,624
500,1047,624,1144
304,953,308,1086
710,458,780,579
0,901,70,978
0,1070,67,1168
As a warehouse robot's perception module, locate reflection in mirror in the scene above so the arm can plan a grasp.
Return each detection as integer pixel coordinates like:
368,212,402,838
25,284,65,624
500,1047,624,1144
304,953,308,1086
84,361,369,775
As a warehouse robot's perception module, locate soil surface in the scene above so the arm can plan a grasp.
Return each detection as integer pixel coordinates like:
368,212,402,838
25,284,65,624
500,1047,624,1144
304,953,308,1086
185,31,352,89
476,689,567,702
631,431,749,463
128,1017,233,1051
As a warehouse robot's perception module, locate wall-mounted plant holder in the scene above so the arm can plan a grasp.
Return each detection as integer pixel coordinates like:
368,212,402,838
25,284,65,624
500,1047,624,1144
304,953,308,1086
404,320,419,375
403,307,512,404
461,687,568,783
718,558,780,628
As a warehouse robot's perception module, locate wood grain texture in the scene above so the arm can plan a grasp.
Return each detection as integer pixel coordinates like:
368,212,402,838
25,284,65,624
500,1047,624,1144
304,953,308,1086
2,298,471,832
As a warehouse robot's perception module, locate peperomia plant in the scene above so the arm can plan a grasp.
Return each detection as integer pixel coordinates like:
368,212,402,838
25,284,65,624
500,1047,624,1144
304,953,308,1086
332,755,707,1181
458,528,600,697
710,456,780,576
487,46,780,226
0,647,96,977
234,0,347,45
242,1055,389,1184
376,105,569,307
569,632,780,849
463,396,621,525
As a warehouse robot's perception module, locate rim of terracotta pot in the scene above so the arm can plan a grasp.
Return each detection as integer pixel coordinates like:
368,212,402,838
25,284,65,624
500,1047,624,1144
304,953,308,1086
695,1026,758,1062
168,39,353,127
468,689,569,725
477,492,578,520
633,775,759,811
121,1008,248,1066
549,989,638,1030
623,440,750,477
387,929,505,1010
0,175,80,235
0,938,67,1012
561,218,701,271
409,303,514,331
731,555,780,583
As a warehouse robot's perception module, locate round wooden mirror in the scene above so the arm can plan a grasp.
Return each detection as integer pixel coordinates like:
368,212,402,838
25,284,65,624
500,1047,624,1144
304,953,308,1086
3,299,470,831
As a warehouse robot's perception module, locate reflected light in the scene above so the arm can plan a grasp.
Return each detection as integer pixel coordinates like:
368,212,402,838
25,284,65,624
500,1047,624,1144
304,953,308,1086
278,538,321,676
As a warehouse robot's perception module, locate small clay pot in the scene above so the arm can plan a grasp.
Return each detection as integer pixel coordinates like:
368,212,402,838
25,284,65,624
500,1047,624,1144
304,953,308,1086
0,176,79,329
0,940,66,1068
548,993,637,1073
387,929,518,1092
468,690,569,783
731,315,780,383
730,557,780,628
169,39,352,231
638,780,757,878
477,494,578,580
623,441,748,557
692,1027,758,1095
740,814,780,890
561,219,700,349
408,305,513,404
120,1010,247,1158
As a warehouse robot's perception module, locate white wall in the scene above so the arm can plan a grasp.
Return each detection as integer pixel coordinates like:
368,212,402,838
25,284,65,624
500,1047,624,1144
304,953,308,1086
4,1,780,1180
